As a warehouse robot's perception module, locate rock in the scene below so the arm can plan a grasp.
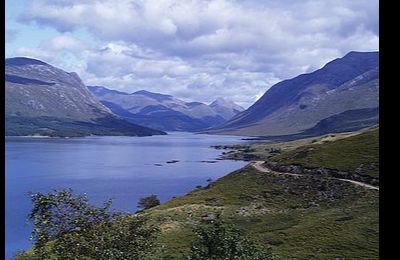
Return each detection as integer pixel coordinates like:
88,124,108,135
166,160,179,164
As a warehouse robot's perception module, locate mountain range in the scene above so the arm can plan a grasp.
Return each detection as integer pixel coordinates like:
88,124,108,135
5,57,166,137
5,51,378,138
88,86,244,132
206,51,379,138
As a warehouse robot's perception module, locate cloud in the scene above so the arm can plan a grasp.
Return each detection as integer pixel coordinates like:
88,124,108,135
47,35,86,51
5,29,17,42
14,0,378,108
20,0,378,53
81,42,279,107
13,34,89,75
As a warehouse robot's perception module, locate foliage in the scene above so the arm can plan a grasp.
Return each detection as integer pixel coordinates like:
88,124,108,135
138,194,161,211
187,215,275,260
18,189,159,259
5,115,165,137
49,216,159,259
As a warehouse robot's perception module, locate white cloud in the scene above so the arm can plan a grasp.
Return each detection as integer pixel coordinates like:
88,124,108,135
14,0,378,108
47,35,86,51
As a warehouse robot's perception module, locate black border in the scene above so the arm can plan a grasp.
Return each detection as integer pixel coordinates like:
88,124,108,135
379,1,397,259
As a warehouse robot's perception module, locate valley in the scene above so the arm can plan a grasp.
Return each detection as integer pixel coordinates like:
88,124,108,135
6,52,379,260
89,86,244,132
5,0,380,257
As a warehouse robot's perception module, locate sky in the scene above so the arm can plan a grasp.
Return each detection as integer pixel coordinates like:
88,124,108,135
5,0,379,108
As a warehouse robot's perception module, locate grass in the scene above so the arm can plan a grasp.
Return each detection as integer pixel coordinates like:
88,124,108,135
271,127,379,178
142,128,379,258
216,127,379,179
213,129,367,161
142,165,378,259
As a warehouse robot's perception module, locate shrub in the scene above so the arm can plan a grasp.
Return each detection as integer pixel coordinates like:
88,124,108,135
17,189,159,259
137,194,161,211
187,215,276,260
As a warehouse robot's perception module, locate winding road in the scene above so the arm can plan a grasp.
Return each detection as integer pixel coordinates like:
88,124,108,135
250,161,379,191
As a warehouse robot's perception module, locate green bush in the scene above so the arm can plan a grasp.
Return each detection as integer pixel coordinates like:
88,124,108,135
137,194,161,211
17,189,159,259
187,215,276,260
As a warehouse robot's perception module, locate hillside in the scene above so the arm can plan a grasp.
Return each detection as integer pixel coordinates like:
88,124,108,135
146,166,378,259
142,127,379,258
207,51,379,137
216,127,379,180
89,86,244,132
5,57,166,137
269,127,379,179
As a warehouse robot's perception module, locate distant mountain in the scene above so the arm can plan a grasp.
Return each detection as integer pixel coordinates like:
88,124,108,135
206,51,379,137
210,98,245,120
88,86,244,132
5,57,166,137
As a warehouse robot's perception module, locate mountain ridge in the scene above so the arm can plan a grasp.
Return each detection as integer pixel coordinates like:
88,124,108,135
88,86,244,132
206,51,379,137
5,57,166,137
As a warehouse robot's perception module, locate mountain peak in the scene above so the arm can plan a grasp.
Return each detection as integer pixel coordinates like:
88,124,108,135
5,57,49,66
322,51,378,73
344,51,378,57
210,98,244,109
211,97,228,104
209,98,245,120
208,51,379,136
132,90,173,102
88,86,129,96
6,57,166,137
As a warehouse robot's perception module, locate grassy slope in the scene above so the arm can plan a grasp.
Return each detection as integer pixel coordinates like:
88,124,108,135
146,165,379,259
271,127,379,178
213,130,365,161
144,127,379,259
216,127,379,179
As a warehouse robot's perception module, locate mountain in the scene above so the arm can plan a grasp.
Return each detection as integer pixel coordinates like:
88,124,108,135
206,51,379,137
5,57,166,137
209,98,245,120
88,86,244,132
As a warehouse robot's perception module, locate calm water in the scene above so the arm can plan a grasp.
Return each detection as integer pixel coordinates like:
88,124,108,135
5,132,250,259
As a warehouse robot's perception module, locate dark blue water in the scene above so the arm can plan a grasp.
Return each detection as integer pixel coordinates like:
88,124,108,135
5,132,250,259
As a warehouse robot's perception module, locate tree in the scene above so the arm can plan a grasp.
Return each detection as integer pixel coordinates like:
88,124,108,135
187,215,276,260
17,189,159,259
137,194,160,211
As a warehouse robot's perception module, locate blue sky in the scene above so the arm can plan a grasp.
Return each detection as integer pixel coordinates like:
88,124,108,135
5,0,379,108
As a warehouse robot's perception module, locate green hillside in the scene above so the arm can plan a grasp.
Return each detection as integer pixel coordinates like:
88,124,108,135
144,165,378,259
147,127,379,258
271,127,379,179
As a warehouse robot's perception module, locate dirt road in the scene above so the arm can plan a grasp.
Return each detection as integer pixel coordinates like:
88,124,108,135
250,161,379,191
